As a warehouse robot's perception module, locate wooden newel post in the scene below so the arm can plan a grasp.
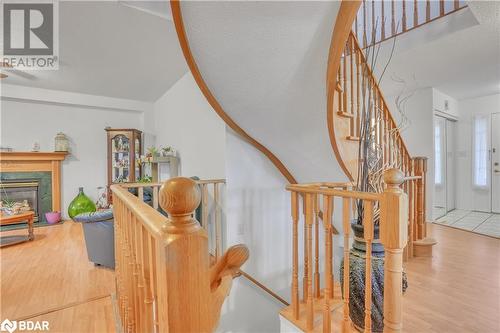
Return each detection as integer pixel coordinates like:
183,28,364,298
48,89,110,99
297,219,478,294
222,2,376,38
380,169,408,333
158,177,249,332
412,157,427,239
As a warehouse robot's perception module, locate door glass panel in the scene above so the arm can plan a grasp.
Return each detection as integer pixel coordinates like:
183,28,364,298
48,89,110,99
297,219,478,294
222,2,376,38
135,138,141,180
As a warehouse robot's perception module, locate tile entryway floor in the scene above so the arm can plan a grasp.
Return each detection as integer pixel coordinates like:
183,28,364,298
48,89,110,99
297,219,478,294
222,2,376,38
434,209,500,238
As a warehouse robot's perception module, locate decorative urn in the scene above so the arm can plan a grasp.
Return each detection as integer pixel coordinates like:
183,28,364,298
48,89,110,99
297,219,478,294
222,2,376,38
54,132,69,152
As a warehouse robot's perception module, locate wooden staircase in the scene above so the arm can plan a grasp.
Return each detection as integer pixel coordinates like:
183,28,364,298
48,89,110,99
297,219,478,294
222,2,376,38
330,29,436,260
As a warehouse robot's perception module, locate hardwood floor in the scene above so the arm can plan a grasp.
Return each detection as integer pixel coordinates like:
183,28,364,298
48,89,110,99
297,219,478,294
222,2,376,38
403,223,500,333
1,221,499,332
0,221,115,332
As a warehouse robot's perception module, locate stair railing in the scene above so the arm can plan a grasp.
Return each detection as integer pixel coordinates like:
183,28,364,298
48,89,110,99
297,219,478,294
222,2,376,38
120,178,226,260
335,30,431,259
280,168,408,332
112,177,248,332
354,0,467,48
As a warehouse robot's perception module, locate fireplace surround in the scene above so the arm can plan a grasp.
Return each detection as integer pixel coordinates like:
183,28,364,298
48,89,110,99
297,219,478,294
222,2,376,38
0,152,67,223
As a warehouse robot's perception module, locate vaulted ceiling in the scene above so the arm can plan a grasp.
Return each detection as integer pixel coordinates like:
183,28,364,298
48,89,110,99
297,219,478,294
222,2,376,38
2,1,187,101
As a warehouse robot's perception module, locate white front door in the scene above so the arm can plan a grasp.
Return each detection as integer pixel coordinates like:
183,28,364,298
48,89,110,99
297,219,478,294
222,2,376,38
433,116,447,219
492,113,500,213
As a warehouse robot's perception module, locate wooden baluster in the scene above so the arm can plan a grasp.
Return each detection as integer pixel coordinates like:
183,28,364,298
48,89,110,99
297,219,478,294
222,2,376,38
131,218,137,332
364,201,374,333
380,169,408,333
291,192,300,320
388,121,393,166
408,178,414,259
414,0,418,27
303,196,309,302
148,234,159,333
342,197,351,330
414,158,424,240
138,187,144,202
305,193,314,331
421,158,428,237
381,0,386,40
350,35,355,136
201,183,208,230
355,16,359,41
363,0,368,47
323,194,333,333
454,0,459,10
133,218,141,332
141,225,153,333
214,183,221,260
375,90,380,148
402,0,407,32
391,0,396,35
440,0,445,16
314,195,321,298
343,47,348,118
371,0,376,43
356,43,361,137
426,0,431,22
338,67,343,114
152,186,159,210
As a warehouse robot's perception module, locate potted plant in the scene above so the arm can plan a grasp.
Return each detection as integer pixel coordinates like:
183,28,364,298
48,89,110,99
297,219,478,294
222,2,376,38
161,146,176,157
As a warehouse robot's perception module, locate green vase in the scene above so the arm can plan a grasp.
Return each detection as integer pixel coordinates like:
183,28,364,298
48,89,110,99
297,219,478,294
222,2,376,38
68,187,96,219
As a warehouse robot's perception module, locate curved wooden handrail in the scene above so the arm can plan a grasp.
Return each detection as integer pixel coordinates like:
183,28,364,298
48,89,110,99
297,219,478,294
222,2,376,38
326,0,363,182
327,29,412,181
349,31,410,158
111,184,167,237
170,0,297,184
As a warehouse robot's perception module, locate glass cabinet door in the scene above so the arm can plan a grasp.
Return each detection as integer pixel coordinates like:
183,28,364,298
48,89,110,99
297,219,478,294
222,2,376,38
134,137,141,180
111,134,130,183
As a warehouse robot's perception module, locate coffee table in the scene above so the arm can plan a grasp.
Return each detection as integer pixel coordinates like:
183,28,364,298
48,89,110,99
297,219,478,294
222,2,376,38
0,211,35,247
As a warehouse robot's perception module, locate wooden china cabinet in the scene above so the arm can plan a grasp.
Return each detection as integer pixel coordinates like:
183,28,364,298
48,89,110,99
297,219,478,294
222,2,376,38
105,128,143,203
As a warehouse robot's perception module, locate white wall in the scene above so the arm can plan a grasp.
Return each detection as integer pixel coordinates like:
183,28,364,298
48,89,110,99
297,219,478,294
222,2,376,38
153,72,226,179
218,129,291,332
456,93,500,212
387,88,463,220
387,88,434,219
0,97,144,218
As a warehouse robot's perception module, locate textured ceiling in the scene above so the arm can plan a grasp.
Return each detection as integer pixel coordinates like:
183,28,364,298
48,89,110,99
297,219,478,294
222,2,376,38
2,1,187,101
181,1,344,183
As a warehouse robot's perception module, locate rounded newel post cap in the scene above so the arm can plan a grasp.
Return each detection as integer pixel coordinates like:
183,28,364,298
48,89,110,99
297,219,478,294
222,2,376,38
383,168,404,188
159,177,201,218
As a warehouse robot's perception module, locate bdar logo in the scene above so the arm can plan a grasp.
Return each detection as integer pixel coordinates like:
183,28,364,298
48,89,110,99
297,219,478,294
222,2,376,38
0,319,17,333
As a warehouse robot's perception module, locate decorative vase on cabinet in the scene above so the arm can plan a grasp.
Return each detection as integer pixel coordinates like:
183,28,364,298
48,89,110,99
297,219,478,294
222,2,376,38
105,128,143,203
68,187,96,219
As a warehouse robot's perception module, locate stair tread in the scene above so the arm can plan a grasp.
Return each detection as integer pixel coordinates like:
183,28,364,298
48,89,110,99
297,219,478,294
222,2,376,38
337,111,354,118
414,237,437,246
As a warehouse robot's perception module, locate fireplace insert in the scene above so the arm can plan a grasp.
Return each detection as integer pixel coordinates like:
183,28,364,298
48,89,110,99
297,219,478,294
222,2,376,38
0,180,41,222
